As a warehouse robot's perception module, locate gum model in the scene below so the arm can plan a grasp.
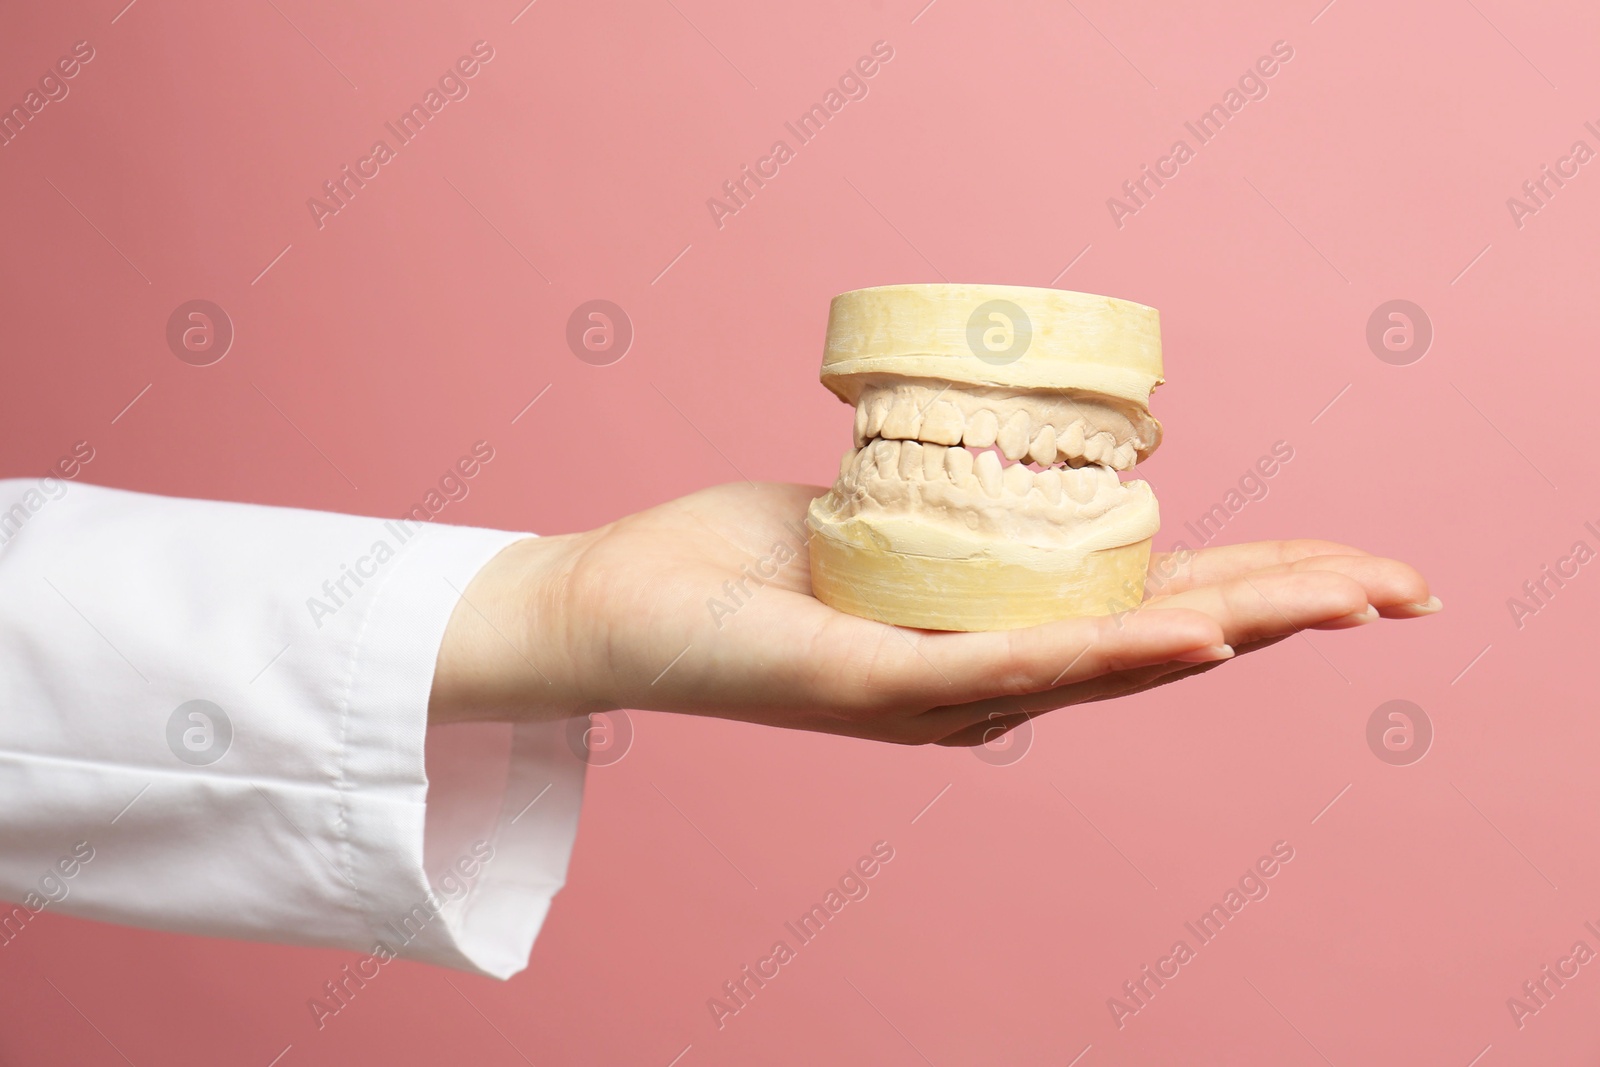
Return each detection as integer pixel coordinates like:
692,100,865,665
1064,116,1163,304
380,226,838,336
806,283,1165,631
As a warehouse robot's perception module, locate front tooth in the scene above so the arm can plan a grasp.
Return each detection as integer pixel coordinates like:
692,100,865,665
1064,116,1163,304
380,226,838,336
853,405,869,447
975,450,1003,497
1061,420,1086,460
922,401,964,445
872,439,897,477
1003,462,1032,495
867,398,889,438
1063,467,1096,503
922,443,947,480
998,411,1031,460
946,447,974,485
1035,468,1062,504
1029,425,1057,467
882,397,921,439
1113,442,1136,470
898,440,923,479
964,409,999,448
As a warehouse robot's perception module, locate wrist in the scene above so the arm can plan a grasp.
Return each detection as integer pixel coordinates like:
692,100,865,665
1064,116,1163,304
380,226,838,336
428,532,589,726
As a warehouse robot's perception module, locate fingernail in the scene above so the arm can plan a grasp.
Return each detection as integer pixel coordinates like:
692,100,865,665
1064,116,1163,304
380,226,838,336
1327,606,1380,627
1176,644,1234,663
1394,595,1443,617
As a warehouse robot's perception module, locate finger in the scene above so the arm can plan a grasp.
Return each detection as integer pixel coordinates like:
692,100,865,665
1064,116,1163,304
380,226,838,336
926,633,1296,744
934,712,1032,748
1079,636,1291,703
1147,539,1374,597
1262,553,1433,615
1161,552,1435,621
849,605,1230,712
1143,568,1373,651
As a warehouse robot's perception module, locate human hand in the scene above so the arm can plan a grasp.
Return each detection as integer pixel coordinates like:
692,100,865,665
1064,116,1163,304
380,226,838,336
430,482,1439,745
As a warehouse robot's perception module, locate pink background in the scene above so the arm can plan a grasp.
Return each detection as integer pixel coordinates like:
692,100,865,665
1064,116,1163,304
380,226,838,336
3,0,1598,1063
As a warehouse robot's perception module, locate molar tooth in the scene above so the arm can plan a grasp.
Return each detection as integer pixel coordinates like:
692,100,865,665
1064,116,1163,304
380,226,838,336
898,440,924,479
1003,462,1032,496
946,447,974,485
866,398,889,438
1082,497,1113,520
853,405,869,447
1061,420,1086,459
964,409,999,448
1090,432,1117,464
975,450,1003,497
1063,467,1096,504
921,401,964,445
1113,442,1137,470
1028,425,1057,467
882,397,922,440
998,411,1031,460
922,443,947,480
1035,468,1062,504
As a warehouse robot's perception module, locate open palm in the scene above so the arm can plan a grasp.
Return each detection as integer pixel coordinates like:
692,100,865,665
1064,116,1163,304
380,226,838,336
448,482,1437,746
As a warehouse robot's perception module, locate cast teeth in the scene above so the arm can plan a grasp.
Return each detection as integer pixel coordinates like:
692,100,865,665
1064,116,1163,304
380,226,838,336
852,382,1151,473
882,397,922,440
975,450,1003,498
830,379,1158,534
922,401,964,445
998,411,1031,461
946,445,974,485
963,409,999,449
835,437,1132,518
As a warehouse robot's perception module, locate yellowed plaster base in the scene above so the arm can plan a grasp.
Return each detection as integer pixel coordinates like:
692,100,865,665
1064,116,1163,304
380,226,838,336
807,517,1150,631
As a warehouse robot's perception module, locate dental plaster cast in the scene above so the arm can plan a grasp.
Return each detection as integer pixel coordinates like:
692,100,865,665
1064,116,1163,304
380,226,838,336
806,283,1165,631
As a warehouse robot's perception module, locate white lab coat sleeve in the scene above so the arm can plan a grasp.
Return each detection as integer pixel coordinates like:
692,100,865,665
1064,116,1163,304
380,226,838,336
0,478,584,978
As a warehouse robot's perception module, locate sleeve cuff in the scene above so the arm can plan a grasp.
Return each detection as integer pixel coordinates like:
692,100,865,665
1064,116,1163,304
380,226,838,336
337,522,586,978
